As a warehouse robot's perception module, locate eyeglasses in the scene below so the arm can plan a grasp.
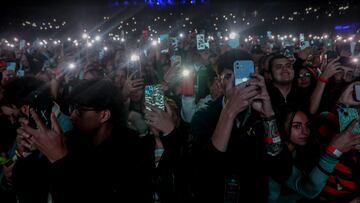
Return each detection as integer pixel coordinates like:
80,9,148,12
68,104,97,117
298,73,311,78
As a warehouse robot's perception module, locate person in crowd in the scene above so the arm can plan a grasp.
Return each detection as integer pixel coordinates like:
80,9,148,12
142,98,191,203
191,49,293,203
16,79,154,202
293,66,317,108
266,54,302,114
315,82,360,203
269,109,360,203
0,76,72,203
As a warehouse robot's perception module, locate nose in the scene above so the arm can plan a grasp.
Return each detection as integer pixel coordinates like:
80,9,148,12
301,126,310,136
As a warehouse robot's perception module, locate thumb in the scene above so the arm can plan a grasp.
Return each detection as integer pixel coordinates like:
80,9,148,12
165,102,173,116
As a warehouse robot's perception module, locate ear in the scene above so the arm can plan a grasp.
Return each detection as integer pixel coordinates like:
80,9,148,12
99,110,111,124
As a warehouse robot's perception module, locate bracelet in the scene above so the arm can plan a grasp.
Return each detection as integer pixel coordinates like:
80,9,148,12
326,145,342,158
318,76,329,84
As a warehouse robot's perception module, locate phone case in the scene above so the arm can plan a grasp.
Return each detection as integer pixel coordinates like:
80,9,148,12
338,107,360,134
145,85,165,111
355,85,360,102
233,60,254,86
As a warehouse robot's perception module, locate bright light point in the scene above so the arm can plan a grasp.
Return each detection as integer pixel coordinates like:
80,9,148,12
68,63,75,69
54,41,58,45
152,40,157,46
67,37,71,41
293,38,297,42
324,35,328,39
182,69,190,77
348,37,353,41
82,33,88,39
224,37,229,41
14,38,18,42
39,42,44,46
179,33,184,38
229,32,237,39
120,38,125,42
95,36,101,41
104,46,108,51
353,58,359,63
87,42,93,47
130,54,140,61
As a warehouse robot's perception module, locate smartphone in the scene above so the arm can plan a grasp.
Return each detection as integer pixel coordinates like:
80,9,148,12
127,59,142,79
325,51,338,62
233,60,254,86
299,33,305,42
28,90,53,129
300,41,310,50
196,34,209,50
170,55,181,67
144,85,165,111
159,34,169,54
6,62,17,78
338,107,360,135
354,85,360,102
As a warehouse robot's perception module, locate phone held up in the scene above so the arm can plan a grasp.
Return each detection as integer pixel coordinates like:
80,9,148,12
28,90,53,129
233,60,255,86
144,85,165,112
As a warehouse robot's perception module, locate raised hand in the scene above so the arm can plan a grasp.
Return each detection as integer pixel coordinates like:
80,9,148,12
144,102,176,135
19,110,67,163
330,119,360,153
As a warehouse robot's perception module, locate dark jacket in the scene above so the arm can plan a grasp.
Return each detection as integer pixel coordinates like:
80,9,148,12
50,127,153,203
141,124,191,203
190,96,292,203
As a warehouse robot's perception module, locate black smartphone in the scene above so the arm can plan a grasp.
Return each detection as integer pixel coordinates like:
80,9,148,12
354,84,360,102
325,51,338,62
28,90,53,129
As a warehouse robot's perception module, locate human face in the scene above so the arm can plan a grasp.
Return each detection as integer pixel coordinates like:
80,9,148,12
69,104,103,133
271,58,294,85
208,77,223,100
114,69,127,89
219,69,234,98
334,66,355,83
287,112,310,146
297,69,311,88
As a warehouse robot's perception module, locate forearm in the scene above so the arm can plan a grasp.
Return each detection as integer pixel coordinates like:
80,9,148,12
211,108,236,152
263,117,282,156
286,153,339,198
309,82,326,114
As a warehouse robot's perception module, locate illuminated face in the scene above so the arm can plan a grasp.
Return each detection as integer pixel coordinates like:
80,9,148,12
297,68,311,88
270,58,294,85
285,111,310,146
334,66,355,83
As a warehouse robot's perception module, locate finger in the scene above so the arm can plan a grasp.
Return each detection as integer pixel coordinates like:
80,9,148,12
128,70,139,79
17,128,32,139
345,119,358,133
29,109,46,131
51,112,62,134
19,117,30,127
242,89,259,100
147,105,161,114
165,102,173,116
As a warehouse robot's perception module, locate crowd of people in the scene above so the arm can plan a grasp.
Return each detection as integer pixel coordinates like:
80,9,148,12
0,27,360,203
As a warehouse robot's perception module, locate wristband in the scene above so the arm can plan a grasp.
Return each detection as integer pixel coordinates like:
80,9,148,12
318,76,329,84
326,145,342,158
